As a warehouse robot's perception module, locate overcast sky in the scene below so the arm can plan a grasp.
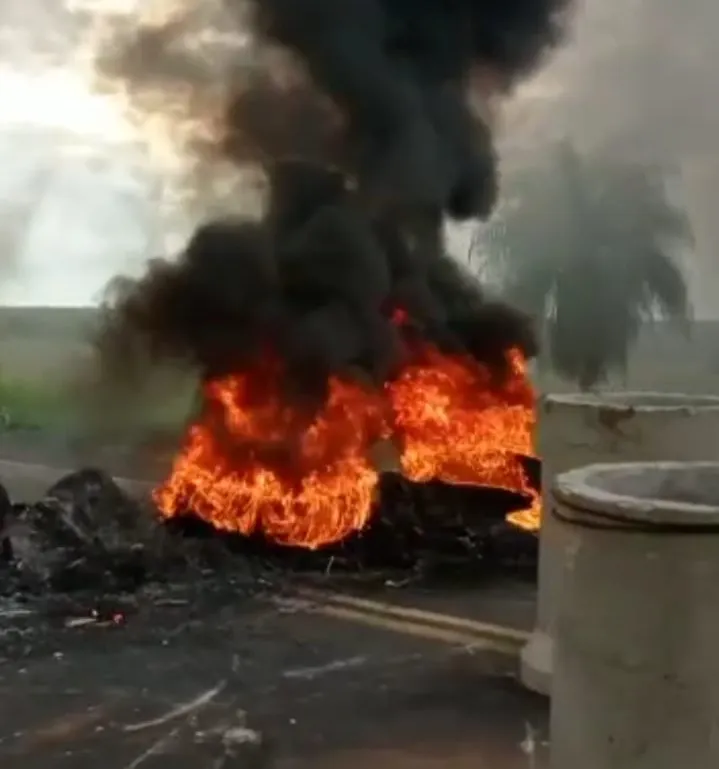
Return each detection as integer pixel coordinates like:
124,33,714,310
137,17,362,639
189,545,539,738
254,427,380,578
0,131,160,305
0,0,162,307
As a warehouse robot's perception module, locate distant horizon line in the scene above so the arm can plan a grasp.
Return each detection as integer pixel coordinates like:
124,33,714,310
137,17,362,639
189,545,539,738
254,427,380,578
0,306,716,325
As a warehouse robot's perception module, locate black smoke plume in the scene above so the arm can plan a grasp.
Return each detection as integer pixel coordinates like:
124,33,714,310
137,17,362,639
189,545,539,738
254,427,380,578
94,0,571,405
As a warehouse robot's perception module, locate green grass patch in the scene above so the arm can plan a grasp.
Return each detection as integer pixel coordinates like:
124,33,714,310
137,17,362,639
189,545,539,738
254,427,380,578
0,378,77,430
0,372,197,438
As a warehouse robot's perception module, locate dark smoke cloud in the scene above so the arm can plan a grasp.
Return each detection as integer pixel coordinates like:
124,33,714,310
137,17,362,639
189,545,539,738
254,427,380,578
247,0,570,217
94,0,568,405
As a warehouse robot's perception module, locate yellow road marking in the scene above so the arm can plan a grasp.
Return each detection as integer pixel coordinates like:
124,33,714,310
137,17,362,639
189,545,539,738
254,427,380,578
275,588,528,652
294,587,529,643
304,601,522,653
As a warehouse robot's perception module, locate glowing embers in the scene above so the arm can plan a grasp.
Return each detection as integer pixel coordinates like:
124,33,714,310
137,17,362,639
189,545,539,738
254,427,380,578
154,343,540,553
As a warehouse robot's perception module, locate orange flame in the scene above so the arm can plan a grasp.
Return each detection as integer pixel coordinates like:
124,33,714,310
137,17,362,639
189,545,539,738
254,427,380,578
154,344,540,548
387,347,540,530
154,356,389,548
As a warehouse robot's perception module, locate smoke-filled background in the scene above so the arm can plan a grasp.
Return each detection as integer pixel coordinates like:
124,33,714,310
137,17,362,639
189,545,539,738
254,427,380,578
470,0,719,390
89,0,575,405
0,0,717,436
495,0,719,318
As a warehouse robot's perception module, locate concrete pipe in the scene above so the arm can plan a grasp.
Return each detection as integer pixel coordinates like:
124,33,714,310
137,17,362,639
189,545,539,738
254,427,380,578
549,461,719,769
521,392,719,695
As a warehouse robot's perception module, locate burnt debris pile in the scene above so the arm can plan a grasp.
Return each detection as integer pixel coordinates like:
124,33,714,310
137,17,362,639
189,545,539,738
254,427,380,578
0,469,539,596
167,471,540,578
0,470,172,595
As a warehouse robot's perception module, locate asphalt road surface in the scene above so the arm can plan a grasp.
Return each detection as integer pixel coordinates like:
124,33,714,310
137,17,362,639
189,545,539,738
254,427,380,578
0,575,547,769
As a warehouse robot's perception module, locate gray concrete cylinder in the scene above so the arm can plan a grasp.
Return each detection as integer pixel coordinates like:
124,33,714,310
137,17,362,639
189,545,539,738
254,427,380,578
521,393,719,695
550,461,719,769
